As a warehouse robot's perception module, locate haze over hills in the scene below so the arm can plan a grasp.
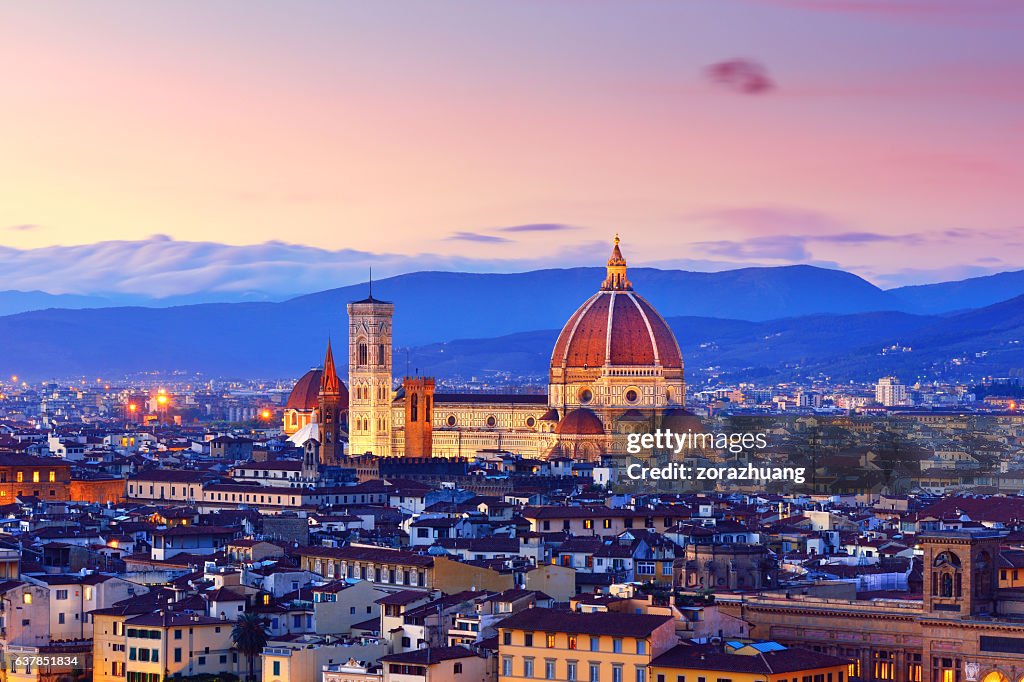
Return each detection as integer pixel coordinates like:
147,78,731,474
2,265,1024,381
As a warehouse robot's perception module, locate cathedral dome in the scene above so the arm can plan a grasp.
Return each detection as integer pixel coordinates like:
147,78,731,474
551,237,682,372
555,408,605,436
285,365,349,411
286,369,324,410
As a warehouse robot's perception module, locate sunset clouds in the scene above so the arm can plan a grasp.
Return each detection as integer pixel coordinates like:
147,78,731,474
0,1,1021,290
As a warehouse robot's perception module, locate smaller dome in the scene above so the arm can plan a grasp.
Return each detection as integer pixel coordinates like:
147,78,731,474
661,408,707,434
285,369,323,410
539,408,560,422
556,408,605,436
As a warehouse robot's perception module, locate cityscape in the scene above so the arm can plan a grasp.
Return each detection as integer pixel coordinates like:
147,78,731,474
3,3,1024,682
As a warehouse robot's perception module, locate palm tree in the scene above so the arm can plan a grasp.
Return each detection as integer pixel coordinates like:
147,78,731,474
231,611,270,682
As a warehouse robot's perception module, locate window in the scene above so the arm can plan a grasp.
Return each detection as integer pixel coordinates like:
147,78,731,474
525,633,534,647
546,661,557,678
613,665,624,682
48,471,56,482
636,668,647,682
454,663,463,674
503,658,513,677
129,648,136,661
569,635,578,650
613,639,623,654
874,652,894,680
908,654,922,682
584,519,594,530
636,639,646,655
524,658,535,678
56,589,69,600
504,632,512,646
59,613,65,624
22,592,31,604
591,663,601,682
273,661,281,676
174,649,182,663
568,662,578,681
16,472,23,483
198,656,206,666
547,633,556,648
590,636,600,651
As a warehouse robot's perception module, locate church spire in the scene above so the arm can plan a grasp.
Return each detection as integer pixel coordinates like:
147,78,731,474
601,234,632,291
321,339,341,395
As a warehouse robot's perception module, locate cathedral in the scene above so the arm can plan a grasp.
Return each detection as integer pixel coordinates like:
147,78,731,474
283,237,694,462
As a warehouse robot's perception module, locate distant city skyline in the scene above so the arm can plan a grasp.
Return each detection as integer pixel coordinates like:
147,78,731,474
2,1,1023,293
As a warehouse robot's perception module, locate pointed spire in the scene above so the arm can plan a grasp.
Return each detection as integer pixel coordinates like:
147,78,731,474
368,267,373,299
321,339,341,395
601,234,632,291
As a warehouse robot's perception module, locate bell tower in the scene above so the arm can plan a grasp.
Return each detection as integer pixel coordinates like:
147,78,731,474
403,376,435,458
347,286,394,457
317,340,345,466
921,529,1003,617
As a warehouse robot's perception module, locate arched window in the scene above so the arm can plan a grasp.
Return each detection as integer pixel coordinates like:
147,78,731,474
941,573,953,597
358,343,368,366
410,394,419,422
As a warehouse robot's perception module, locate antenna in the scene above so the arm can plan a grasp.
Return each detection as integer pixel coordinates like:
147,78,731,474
368,267,373,299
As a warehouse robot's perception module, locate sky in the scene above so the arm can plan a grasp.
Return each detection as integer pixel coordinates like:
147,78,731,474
2,0,1023,297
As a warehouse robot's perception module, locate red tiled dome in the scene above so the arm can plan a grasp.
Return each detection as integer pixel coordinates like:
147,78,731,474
550,290,682,370
285,369,323,410
556,408,605,435
285,368,350,411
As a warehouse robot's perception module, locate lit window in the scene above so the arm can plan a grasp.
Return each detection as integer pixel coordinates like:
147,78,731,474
32,472,40,483
48,471,56,483
16,472,23,483
23,592,31,604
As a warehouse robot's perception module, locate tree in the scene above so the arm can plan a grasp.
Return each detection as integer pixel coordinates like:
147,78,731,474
231,612,270,682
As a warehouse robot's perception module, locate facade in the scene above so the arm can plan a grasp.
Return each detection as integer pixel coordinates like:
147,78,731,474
347,294,395,458
0,454,71,501
497,607,678,682
876,377,910,407
722,530,1024,682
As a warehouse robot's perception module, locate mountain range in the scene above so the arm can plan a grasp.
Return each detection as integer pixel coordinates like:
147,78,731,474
2,265,1024,381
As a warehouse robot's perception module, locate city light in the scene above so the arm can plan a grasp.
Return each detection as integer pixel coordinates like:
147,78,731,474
157,395,169,405
261,409,272,420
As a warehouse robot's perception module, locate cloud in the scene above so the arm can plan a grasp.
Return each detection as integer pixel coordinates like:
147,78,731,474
750,0,1023,20
695,236,812,261
7,224,39,232
685,206,846,235
446,231,514,244
496,223,579,233
813,231,923,245
871,264,1014,288
0,236,617,301
705,59,776,94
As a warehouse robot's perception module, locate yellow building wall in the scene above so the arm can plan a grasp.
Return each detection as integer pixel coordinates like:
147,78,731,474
432,556,515,594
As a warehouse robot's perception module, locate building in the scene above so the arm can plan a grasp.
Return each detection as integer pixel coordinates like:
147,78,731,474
283,237,691,462
379,646,488,682
0,453,71,501
876,378,910,407
650,642,850,682
348,290,395,458
720,530,1024,682
283,368,325,436
497,607,677,682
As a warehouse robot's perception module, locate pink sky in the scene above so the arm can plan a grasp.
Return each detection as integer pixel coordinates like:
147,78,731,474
1,0,1023,289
